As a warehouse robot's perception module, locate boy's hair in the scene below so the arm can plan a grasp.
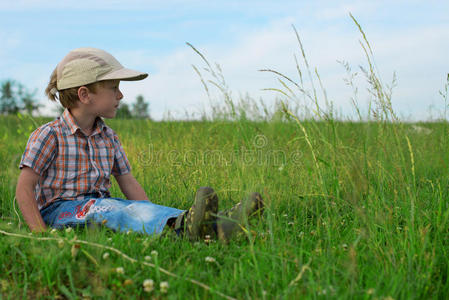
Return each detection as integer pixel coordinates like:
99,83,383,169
45,47,148,108
45,69,103,108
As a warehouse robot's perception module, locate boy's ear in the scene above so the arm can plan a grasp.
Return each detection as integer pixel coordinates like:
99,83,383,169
77,86,91,104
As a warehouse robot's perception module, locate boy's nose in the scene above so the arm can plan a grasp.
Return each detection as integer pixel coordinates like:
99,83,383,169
117,89,123,100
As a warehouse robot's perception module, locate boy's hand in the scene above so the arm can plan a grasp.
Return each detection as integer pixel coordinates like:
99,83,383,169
16,167,47,232
114,173,149,201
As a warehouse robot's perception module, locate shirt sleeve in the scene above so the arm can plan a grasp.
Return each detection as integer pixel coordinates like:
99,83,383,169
19,126,57,176
111,133,132,176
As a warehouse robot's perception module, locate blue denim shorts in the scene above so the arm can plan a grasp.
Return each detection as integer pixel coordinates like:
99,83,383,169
40,195,184,235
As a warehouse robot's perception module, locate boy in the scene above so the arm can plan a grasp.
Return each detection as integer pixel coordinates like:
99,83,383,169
15,47,263,241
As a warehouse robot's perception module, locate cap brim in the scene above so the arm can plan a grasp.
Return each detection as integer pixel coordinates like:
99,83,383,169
98,68,148,82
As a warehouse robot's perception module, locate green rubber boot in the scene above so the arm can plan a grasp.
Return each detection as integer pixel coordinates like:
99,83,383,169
175,187,219,240
217,192,264,242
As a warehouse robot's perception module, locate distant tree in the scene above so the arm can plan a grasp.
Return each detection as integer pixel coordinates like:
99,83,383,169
116,103,132,119
0,79,42,115
22,88,43,115
132,95,150,119
0,80,20,115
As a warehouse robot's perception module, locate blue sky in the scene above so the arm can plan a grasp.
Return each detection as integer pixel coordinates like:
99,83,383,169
1,0,448,120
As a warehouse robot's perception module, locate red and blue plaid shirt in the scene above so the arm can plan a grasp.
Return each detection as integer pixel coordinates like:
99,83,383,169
19,109,131,210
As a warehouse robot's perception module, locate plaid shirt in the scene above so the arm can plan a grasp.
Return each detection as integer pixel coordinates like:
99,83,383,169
19,109,131,210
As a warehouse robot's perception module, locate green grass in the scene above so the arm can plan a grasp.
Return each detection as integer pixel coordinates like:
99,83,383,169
1,114,449,299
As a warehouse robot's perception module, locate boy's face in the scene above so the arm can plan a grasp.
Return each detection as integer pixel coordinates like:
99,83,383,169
89,80,123,118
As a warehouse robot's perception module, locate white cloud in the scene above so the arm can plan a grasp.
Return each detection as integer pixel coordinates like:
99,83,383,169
36,16,448,121
126,14,448,120
2,1,448,121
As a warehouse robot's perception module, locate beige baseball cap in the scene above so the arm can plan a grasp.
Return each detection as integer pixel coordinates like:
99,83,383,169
56,47,148,90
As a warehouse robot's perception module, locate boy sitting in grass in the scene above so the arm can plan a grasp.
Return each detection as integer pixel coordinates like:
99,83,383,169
15,47,263,241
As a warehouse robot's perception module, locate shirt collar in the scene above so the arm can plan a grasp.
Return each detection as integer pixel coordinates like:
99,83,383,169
60,108,106,136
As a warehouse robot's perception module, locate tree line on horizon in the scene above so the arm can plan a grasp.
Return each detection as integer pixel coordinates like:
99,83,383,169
0,79,151,119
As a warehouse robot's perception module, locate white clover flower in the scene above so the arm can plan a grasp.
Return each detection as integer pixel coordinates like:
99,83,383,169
65,227,73,233
57,239,64,249
160,281,169,293
205,256,216,263
143,279,154,292
7,222,12,226
204,234,214,244
102,252,110,260
115,267,125,274
144,256,151,262
151,250,158,257
50,228,58,234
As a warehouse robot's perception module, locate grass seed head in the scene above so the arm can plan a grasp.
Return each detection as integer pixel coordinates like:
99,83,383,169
1,279,8,292
71,244,80,258
123,279,133,286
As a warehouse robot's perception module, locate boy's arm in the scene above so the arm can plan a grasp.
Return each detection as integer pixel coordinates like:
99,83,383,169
114,173,149,201
15,167,47,232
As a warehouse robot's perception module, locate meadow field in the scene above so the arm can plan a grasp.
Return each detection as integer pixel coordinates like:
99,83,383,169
1,21,449,299
1,111,449,299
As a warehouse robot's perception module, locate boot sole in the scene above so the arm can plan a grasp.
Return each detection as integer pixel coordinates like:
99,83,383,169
186,187,218,240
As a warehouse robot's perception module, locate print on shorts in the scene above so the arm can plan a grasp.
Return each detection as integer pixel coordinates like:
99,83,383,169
76,199,96,220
